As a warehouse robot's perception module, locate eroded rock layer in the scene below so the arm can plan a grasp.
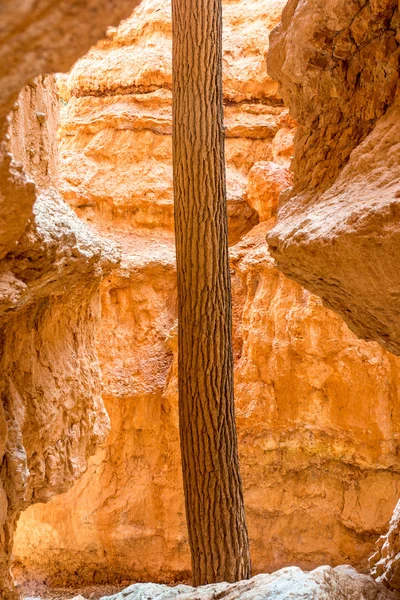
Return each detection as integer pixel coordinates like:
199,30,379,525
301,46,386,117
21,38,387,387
0,0,139,125
266,0,400,355
13,0,400,588
0,2,145,597
0,76,116,600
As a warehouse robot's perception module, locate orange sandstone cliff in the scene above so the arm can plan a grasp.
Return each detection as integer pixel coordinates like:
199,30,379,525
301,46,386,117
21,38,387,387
0,2,140,598
265,2,400,589
12,0,400,588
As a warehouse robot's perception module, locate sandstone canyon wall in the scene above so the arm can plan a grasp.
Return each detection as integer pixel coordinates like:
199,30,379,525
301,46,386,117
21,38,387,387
12,0,400,589
265,3,400,588
266,0,400,356
0,76,117,600
0,2,142,598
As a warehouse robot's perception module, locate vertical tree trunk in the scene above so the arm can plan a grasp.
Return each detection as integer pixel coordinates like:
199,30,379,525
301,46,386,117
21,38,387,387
171,0,251,586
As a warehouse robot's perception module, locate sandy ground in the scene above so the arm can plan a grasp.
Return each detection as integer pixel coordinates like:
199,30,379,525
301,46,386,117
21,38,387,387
18,576,190,599
18,580,125,600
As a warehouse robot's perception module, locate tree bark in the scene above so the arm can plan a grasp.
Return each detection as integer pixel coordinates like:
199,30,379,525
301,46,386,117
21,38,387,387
171,0,251,586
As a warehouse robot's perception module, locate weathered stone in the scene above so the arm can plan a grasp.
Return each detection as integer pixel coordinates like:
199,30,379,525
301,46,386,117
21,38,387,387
0,76,119,600
13,0,400,588
370,499,400,591
0,0,153,595
247,161,292,221
266,0,400,356
0,0,139,124
99,566,396,600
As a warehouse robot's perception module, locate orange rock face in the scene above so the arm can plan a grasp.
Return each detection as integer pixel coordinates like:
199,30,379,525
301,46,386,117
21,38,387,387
0,0,139,125
0,2,144,598
12,0,400,589
0,77,115,600
247,162,292,221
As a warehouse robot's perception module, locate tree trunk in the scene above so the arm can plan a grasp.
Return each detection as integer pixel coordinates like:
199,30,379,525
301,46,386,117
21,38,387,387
171,0,251,586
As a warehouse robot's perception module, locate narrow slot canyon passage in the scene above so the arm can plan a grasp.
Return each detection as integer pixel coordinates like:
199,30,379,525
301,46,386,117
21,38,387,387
1,0,400,599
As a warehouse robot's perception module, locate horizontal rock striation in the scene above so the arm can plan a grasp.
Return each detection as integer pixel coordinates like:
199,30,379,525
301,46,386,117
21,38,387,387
0,0,140,125
13,0,400,588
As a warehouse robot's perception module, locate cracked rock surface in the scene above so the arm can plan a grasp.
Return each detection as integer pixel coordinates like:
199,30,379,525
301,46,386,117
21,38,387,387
100,567,397,600
0,1,142,597
266,0,400,355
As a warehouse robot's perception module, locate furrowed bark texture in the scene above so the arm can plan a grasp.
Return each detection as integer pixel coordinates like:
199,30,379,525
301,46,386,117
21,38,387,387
172,0,251,586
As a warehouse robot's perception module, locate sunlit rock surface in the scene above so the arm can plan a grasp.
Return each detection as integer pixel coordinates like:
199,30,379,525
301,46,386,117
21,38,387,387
0,0,139,125
13,0,400,589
